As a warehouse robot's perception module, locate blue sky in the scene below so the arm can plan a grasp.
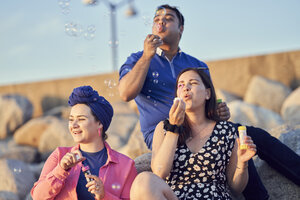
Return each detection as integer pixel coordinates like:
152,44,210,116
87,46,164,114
1,0,300,86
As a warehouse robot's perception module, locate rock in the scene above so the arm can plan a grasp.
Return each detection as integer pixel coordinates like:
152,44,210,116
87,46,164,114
277,124,300,155
119,123,150,159
254,124,300,199
244,76,291,113
228,100,284,131
281,87,300,125
0,139,38,163
13,116,58,147
38,118,75,154
28,162,45,179
44,105,71,120
106,102,139,150
0,95,33,139
0,191,19,200
216,89,241,103
0,159,35,200
134,152,152,174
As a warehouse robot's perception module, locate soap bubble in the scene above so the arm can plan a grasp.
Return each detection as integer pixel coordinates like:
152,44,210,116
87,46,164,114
104,79,117,89
111,183,121,190
153,79,158,84
65,22,83,37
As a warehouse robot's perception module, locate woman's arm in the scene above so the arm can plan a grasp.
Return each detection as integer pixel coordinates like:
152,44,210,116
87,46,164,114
31,149,69,200
151,98,185,179
226,137,257,196
151,121,179,179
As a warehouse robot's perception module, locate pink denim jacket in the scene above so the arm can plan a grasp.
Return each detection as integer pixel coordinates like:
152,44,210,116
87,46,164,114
31,142,137,200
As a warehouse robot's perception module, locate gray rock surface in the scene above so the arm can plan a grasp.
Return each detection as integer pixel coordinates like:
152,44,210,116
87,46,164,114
281,87,300,125
0,95,33,139
13,116,57,147
244,76,291,113
119,123,150,159
216,89,241,103
228,100,284,131
0,139,38,163
38,118,75,154
134,152,152,174
0,159,35,200
107,102,138,150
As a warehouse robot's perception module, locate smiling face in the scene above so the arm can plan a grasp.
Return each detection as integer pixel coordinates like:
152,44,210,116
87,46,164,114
68,104,103,144
177,70,211,111
152,8,183,44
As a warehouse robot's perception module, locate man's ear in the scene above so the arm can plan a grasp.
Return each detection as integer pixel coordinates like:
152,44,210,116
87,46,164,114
179,25,184,36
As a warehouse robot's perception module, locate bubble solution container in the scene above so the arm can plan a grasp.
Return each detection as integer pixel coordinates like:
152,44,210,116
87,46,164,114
238,126,248,150
82,165,93,182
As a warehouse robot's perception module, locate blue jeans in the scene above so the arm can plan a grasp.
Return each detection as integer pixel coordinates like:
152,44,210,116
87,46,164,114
237,124,300,199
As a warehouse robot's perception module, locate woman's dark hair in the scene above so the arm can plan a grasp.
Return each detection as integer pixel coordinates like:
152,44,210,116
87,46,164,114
156,4,184,27
89,106,108,141
175,67,220,146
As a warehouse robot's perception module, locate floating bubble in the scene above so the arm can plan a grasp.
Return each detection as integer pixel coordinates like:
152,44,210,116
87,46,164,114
153,100,158,106
84,32,95,40
58,0,70,9
155,6,166,17
65,22,83,37
148,89,152,93
152,71,159,78
153,79,158,84
146,96,150,99
108,40,119,47
86,25,96,33
124,68,131,73
61,8,71,15
111,183,121,190
104,79,117,89
142,15,152,27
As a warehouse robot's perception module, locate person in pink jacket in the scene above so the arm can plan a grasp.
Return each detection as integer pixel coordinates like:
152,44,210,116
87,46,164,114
31,85,137,200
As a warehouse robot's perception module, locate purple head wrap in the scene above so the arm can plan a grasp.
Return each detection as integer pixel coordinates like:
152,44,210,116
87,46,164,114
68,85,113,132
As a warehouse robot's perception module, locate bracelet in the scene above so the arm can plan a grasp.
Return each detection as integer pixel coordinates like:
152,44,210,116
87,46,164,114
163,119,184,134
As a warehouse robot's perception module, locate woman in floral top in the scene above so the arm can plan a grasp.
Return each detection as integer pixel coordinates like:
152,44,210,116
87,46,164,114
130,68,257,200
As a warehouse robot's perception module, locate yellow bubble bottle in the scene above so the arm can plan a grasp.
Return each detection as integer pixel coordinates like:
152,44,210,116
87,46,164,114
238,126,248,150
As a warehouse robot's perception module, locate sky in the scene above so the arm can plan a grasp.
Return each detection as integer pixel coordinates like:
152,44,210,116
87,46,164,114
1,0,300,86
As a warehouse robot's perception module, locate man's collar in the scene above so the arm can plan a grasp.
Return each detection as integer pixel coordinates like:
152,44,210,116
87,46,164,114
156,47,182,57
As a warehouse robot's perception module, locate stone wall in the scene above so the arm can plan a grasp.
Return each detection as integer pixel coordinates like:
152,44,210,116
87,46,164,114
0,50,299,117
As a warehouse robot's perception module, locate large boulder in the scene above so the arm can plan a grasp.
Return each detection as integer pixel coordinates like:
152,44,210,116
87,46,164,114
0,159,35,200
0,95,33,139
38,118,75,154
244,76,291,113
0,139,38,163
228,100,284,131
216,89,241,103
13,116,58,147
254,124,300,199
134,152,152,174
0,192,19,200
281,87,300,125
106,102,139,150
119,122,150,159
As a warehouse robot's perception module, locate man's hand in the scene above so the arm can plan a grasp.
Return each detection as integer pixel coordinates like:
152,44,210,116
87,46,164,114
143,34,163,59
217,102,230,121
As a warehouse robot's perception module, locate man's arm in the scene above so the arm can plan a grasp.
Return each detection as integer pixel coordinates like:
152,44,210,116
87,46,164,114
118,34,163,102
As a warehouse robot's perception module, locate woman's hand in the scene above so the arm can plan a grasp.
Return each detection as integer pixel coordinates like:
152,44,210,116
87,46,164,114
85,175,105,200
236,136,257,168
59,150,85,170
169,98,185,126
